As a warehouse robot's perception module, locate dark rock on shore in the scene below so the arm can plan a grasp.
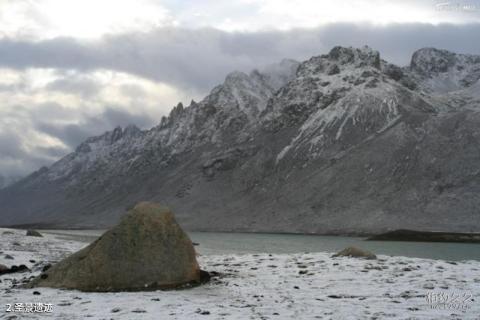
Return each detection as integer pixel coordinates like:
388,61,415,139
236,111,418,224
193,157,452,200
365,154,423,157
27,202,204,291
332,246,376,259
367,229,480,243
0,264,30,275
26,230,42,237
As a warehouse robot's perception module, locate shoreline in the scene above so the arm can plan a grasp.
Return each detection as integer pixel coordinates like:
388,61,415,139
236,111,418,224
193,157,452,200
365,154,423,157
1,227,479,319
5,224,480,244
12,228,480,262
367,229,480,244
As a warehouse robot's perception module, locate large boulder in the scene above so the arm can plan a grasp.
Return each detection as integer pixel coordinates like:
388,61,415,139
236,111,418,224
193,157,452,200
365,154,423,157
332,246,377,259
28,202,203,291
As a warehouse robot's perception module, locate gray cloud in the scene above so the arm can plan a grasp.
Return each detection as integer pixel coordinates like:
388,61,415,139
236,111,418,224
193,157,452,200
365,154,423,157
0,131,26,159
46,76,100,98
0,127,62,177
1,23,480,93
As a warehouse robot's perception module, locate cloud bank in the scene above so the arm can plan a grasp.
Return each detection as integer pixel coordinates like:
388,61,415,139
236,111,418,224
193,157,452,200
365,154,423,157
2,23,480,91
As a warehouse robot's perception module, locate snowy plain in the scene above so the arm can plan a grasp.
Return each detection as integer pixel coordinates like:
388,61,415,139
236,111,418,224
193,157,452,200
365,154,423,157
0,228,479,320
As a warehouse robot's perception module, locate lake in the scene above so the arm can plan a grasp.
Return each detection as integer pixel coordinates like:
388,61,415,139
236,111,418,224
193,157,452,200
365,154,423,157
42,229,480,261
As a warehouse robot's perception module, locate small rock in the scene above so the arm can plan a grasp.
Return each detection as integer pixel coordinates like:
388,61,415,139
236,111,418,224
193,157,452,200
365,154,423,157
131,308,146,313
41,264,52,272
399,291,414,299
200,270,211,283
327,64,340,75
423,283,435,290
365,78,379,88
4,254,14,260
1,264,30,275
111,308,121,313
33,291,41,295
0,264,9,273
196,309,210,315
332,246,376,259
26,230,43,237
10,265,30,273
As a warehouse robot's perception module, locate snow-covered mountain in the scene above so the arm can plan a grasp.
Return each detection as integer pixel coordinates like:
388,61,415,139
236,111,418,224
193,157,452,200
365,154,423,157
1,46,480,234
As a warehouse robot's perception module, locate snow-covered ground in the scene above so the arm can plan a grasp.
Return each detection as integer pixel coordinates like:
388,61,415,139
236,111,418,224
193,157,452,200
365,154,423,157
1,228,479,319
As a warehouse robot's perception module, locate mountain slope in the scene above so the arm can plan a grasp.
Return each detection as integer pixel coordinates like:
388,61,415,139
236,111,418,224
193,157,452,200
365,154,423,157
1,46,480,234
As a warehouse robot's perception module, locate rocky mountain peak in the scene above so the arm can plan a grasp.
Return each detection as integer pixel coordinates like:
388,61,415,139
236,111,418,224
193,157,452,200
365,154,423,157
296,46,382,81
224,70,250,84
409,47,480,92
410,47,457,75
75,125,144,154
123,124,142,138
169,102,186,119
327,46,381,69
200,70,270,119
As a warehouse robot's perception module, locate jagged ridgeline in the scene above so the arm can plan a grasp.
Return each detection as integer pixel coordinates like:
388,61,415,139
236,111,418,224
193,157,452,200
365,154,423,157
1,46,480,234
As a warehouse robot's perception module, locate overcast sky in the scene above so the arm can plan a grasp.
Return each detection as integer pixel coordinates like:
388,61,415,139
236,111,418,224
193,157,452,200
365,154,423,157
1,0,480,179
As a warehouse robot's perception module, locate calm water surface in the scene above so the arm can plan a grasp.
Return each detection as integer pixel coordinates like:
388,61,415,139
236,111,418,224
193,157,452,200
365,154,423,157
42,230,480,261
